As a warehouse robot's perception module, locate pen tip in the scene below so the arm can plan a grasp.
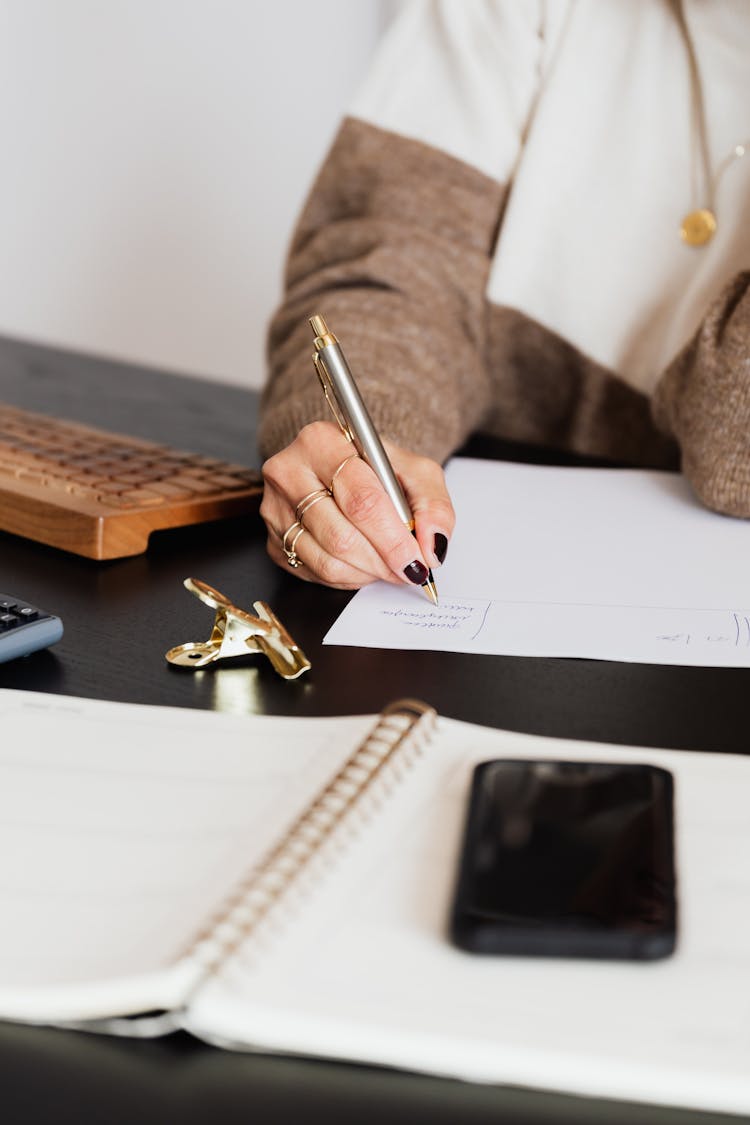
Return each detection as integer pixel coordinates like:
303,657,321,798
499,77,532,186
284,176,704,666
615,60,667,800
423,573,438,606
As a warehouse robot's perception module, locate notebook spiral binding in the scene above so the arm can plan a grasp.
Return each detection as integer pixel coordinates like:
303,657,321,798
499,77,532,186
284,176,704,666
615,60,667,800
183,699,437,992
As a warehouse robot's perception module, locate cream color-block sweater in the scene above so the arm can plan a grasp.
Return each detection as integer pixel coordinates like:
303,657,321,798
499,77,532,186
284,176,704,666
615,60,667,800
260,0,750,516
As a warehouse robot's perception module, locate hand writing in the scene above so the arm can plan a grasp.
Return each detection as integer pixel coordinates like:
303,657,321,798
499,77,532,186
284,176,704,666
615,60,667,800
260,421,454,590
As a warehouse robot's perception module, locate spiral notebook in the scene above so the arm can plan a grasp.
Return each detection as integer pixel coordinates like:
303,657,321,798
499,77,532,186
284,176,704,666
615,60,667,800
1,689,750,1115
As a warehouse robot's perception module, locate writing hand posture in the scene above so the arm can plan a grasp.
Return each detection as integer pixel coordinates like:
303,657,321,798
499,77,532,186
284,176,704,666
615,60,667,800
260,422,454,590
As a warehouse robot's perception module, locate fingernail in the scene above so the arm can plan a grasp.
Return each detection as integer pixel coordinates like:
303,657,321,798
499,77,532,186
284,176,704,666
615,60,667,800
433,533,448,565
403,560,429,585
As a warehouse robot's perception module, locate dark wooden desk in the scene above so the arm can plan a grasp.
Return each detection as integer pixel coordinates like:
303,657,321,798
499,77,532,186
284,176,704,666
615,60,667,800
0,335,746,1125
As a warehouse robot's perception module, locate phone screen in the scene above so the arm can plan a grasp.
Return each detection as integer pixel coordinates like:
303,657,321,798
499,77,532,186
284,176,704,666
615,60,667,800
450,759,676,959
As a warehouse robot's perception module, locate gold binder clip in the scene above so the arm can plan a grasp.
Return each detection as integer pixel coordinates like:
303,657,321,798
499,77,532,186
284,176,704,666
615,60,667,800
165,578,311,680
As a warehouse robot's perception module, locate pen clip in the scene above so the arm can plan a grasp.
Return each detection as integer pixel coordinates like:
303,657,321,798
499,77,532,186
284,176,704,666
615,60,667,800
312,351,354,443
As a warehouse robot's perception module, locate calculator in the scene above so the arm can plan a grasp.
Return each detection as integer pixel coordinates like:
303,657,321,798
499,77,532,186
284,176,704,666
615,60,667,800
0,595,64,663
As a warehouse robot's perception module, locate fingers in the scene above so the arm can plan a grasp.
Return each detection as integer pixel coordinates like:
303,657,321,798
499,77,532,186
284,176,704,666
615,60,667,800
328,453,441,588
266,529,378,590
387,441,455,569
260,421,455,590
261,422,393,589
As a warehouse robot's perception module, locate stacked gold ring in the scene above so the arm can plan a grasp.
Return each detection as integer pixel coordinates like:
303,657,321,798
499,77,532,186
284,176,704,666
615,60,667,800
281,521,306,568
295,487,332,523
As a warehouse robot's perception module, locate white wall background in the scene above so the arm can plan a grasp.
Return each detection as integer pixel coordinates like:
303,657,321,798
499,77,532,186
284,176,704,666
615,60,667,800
0,1,397,388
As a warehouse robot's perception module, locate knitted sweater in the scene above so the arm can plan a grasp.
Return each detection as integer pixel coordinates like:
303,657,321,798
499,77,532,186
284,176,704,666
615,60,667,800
260,0,750,516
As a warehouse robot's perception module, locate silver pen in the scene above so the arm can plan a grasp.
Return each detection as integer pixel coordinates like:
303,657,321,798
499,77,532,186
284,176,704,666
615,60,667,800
310,314,438,605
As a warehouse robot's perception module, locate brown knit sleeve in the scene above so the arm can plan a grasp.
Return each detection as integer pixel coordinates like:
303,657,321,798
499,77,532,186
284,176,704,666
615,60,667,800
259,117,507,463
652,271,750,517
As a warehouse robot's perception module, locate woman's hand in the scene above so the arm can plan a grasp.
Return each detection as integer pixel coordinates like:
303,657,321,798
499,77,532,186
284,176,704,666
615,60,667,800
260,421,454,590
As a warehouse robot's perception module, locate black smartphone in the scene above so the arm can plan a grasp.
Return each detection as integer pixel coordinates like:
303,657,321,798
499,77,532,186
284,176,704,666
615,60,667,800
450,759,676,960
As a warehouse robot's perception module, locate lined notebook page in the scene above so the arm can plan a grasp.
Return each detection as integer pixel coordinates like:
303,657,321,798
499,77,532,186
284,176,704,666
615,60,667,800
187,718,750,1116
0,690,373,1019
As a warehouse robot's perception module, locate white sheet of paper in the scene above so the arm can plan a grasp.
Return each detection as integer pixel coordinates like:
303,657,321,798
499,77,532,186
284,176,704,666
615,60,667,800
324,459,750,665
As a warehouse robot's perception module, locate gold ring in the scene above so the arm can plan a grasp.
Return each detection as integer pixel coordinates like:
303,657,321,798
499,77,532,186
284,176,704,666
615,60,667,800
329,453,359,494
295,487,332,523
281,521,306,568
282,520,302,552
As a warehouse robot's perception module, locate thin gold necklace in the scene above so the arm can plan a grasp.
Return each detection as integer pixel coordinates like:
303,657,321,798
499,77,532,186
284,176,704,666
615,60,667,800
672,0,748,247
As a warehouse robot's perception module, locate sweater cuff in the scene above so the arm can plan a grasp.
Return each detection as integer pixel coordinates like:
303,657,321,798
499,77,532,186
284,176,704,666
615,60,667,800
652,271,750,517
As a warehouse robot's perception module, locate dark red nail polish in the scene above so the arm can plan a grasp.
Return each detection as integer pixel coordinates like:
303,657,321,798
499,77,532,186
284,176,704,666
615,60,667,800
434,533,448,564
404,560,429,585
404,558,427,585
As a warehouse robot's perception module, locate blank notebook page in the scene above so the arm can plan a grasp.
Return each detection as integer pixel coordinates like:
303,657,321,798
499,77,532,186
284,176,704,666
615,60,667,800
186,716,750,1114
0,690,372,1017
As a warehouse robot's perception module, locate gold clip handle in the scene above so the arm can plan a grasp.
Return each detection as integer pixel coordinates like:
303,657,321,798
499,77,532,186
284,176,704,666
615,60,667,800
165,579,311,680
250,602,311,680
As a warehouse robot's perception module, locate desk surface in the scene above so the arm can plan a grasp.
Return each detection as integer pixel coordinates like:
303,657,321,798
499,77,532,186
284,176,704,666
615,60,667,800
0,335,747,1125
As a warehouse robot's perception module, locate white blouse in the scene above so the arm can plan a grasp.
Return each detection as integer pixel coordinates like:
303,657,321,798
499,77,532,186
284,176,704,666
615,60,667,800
350,0,750,391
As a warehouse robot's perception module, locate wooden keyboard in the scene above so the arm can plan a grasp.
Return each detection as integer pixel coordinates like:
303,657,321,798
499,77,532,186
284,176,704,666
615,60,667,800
0,404,262,559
